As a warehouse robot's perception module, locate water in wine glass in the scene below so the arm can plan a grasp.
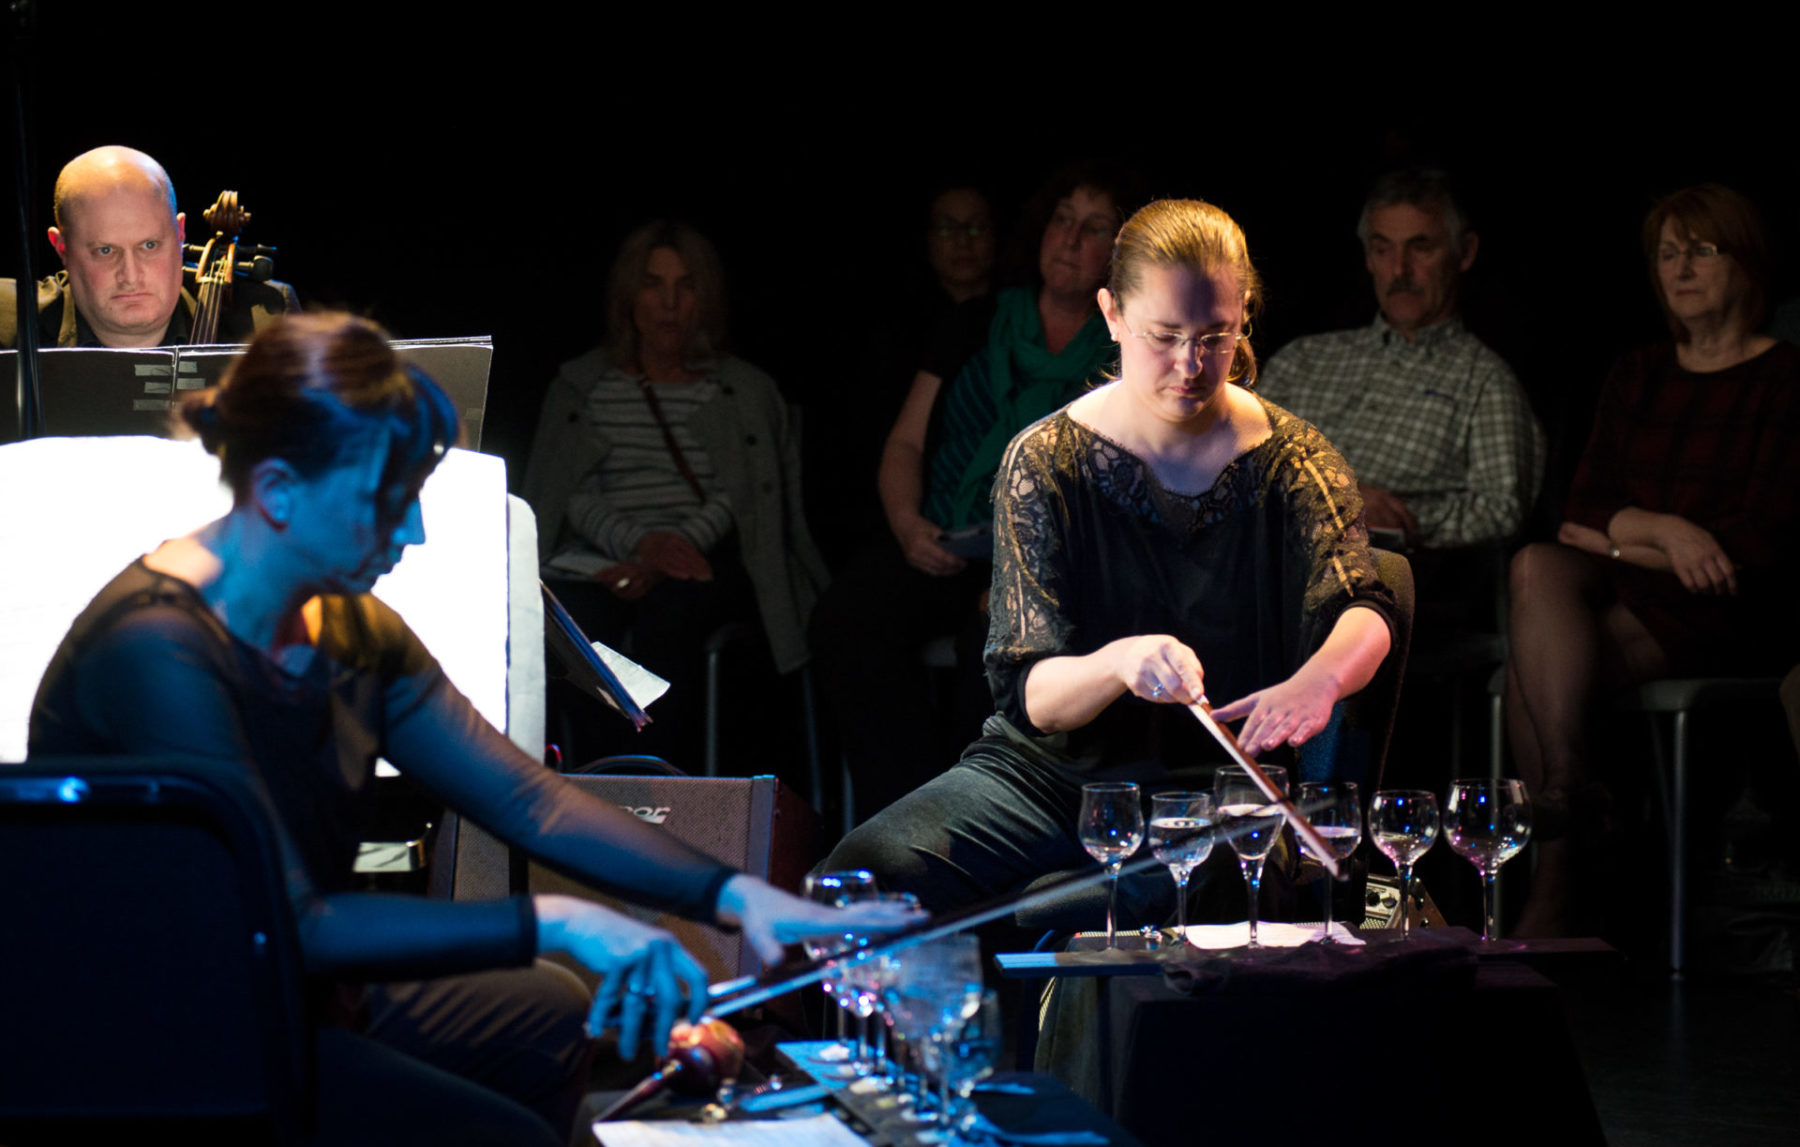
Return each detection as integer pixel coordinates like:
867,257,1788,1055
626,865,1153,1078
1447,778,1533,943
1370,789,1439,939
1219,804,1282,858
1079,782,1143,948
1149,816,1213,870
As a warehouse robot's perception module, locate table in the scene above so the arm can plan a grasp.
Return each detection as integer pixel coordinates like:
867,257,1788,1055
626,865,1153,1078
1012,929,1609,1146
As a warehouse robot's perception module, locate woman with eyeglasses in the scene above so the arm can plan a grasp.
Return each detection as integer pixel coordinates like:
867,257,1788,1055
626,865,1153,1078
822,199,1396,921
1504,183,1800,936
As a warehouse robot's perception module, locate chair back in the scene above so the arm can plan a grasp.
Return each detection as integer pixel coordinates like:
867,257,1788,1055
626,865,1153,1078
0,756,310,1143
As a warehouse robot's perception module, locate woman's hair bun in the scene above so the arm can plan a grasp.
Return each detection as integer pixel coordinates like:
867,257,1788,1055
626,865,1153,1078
180,390,227,454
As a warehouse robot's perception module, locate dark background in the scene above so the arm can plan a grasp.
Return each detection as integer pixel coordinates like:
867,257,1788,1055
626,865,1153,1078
10,19,1799,557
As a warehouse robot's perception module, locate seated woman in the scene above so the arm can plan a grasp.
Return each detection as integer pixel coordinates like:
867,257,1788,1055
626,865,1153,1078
1505,183,1800,936
524,221,827,770
824,199,1395,922
29,314,901,1145
810,164,1134,819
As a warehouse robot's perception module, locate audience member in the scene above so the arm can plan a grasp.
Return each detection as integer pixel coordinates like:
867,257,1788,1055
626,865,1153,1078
1504,184,1800,935
1,145,296,349
1260,169,1543,551
823,198,1395,923
523,221,828,770
808,164,1133,819
813,182,999,559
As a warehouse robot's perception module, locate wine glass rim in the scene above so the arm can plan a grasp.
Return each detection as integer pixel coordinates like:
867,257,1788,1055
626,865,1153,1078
1449,777,1526,787
1081,781,1141,793
1151,789,1211,801
1372,788,1437,798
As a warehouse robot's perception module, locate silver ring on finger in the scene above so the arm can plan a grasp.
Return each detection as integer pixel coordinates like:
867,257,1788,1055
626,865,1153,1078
1150,683,1166,699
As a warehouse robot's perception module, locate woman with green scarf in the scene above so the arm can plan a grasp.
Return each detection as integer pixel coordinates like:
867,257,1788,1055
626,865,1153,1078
810,164,1132,820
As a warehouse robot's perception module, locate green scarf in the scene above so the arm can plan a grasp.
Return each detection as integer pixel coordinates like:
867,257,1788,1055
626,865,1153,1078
949,287,1114,526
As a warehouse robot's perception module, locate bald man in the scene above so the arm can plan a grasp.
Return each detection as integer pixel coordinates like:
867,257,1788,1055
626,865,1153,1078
2,145,297,349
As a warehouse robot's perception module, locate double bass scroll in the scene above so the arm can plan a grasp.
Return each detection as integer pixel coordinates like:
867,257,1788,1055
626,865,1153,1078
185,190,280,345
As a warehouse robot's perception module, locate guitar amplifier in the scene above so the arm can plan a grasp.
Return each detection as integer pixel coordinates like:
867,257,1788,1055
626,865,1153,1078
1361,873,1449,931
436,774,819,985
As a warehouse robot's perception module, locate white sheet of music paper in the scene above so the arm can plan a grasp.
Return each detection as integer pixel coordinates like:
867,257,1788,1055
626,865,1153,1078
0,437,509,764
594,1113,868,1146
1181,921,1364,947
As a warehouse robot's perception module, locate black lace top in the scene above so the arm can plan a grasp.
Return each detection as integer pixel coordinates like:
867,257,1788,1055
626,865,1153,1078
984,398,1395,782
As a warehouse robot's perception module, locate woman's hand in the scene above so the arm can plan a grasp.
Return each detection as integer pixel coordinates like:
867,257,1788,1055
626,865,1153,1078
1210,668,1340,757
714,875,921,963
892,514,967,577
533,893,709,1060
1111,635,1205,705
1210,607,1391,757
637,532,714,581
597,562,662,601
1651,514,1738,595
1556,521,1612,556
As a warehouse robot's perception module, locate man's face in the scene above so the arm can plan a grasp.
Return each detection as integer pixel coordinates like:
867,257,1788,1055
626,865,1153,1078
49,185,185,348
1363,201,1474,339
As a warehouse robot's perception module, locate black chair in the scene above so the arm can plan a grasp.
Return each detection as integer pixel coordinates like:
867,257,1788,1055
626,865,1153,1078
0,756,311,1145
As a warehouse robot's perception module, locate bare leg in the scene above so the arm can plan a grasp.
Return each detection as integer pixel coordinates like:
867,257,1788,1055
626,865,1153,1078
1505,545,1667,936
1505,544,1609,793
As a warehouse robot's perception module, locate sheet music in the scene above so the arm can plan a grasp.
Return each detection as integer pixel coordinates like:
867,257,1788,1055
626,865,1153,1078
0,438,509,763
594,1113,868,1146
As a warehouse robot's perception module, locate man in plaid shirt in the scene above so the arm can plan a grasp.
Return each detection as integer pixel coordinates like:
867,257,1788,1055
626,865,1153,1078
1260,170,1543,550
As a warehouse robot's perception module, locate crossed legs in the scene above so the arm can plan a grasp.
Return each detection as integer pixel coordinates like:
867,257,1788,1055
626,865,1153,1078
1504,543,1667,934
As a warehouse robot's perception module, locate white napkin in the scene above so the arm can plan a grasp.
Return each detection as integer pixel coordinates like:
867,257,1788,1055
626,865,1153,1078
1179,921,1363,948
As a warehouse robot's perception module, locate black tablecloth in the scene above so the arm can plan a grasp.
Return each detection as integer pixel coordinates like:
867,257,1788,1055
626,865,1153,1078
1035,934,1605,1146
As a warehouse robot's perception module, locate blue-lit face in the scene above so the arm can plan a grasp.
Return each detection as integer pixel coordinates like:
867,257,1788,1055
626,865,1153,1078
287,437,425,595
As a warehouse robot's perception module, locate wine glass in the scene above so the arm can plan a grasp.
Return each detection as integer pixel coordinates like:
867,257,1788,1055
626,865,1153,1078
1369,789,1439,939
857,891,919,1081
1296,781,1361,943
1446,778,1533,943
802,869,877,1066
1079,782,1144,948
941,989,1001,1142
886,936,983,1126
1150,792,1214,947
1215,764,1287,948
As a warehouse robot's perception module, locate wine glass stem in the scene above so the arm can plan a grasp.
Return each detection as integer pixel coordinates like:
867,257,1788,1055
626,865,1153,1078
1106,862,1121,948
1399,862,1414,940
1244,857,1263,947
1321,869,1334,941
1174,869,1190,946
1481,866,1499,943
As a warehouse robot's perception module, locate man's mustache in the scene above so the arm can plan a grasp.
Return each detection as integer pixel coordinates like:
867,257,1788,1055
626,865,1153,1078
1386,278,1422,296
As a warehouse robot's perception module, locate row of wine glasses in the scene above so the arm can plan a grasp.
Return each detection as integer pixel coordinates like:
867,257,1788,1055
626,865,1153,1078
1371,780,1533,942
795,877,1001,1140
1082,768,1292,950
1082,773,1535,947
